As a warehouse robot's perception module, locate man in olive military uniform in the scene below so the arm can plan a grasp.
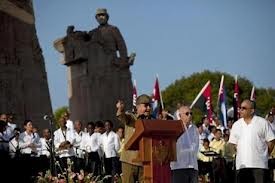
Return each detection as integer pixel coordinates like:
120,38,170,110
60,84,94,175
90,8,129,67
116,94,152,183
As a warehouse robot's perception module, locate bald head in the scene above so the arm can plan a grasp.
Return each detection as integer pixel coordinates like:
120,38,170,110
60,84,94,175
179,105,193,125
74,120,82,132
240,99,255,120
243,99,255,109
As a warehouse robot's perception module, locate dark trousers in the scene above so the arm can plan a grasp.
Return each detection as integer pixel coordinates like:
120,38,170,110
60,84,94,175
74,157,85,172
212,158,227,183
236,168,267,183
39,155,50,173
225,161,235,183
104,156,120,176
171,168,198,183
58,156,75,173
198,161,213,181
86,152,101,175
104,156,120,183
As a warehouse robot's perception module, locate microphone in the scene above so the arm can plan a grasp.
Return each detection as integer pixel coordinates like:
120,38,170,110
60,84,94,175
43,115,52,120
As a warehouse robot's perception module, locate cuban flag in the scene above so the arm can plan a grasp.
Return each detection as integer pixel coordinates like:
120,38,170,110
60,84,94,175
151,75,162,118
190,81,213,122
218,75,227,128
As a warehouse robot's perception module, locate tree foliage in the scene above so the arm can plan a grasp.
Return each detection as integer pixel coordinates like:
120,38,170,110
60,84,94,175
53,106,69,123
162,70,275,122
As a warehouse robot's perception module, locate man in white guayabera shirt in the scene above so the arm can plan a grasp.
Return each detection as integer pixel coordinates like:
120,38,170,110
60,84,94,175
54,117,75,171
229,99,275,183
170,105,200,183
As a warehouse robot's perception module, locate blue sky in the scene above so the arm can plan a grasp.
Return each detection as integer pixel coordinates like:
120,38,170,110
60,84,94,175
33,0,275,111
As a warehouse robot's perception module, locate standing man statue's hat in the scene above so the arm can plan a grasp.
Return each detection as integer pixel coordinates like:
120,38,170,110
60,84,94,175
95,8,108,16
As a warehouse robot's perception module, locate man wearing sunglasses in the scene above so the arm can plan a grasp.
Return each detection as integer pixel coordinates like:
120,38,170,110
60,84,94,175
229,99,275,183
170,105,200,183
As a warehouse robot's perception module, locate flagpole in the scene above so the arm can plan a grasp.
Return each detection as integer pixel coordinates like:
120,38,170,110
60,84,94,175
233,75,240,121
132,79,137,110
190,80,210,109
156,74,164,110
217,75,224,110
250,86,255,101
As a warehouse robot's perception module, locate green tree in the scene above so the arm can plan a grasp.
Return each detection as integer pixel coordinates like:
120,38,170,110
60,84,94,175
53,106,69,126
162,70,275,122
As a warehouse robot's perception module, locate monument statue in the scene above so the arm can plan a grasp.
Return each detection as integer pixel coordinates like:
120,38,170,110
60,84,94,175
54,8,134,124
0,0,53,129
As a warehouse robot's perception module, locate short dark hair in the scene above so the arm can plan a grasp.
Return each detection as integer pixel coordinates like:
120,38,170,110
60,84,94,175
196,122,203,128
87,121,95,128
203,138,210,144
23,119,32,126
104,120,113,128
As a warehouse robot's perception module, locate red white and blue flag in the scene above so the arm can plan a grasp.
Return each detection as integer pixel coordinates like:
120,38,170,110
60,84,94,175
151,75,163,118
190,81,213,122
218,75,227,128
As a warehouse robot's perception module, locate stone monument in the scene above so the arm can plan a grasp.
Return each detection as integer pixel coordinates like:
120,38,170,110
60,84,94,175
54,8,134,124
0,0,53,129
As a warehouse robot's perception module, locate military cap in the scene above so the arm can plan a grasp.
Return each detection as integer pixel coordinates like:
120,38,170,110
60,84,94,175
96,8,108,15
136,94,151,105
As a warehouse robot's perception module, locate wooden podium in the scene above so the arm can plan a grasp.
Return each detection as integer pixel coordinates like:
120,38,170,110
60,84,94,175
125,119,184,183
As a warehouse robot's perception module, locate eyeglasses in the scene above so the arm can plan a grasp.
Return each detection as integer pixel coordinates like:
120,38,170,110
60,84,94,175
185,112,193,116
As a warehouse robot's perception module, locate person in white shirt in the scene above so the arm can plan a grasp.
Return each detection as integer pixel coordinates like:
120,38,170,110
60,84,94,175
197,123,207,148
267,112,275,132
54,117,75,172
0,113,16,141
208,126,216,142
19,120,41,180
170,105,199,183
19,120,41,156
62,111,74,131
101,120,120,180
81,122,102,175
9,128,21,159
229,99,275,183
39,128,52,172
73,120,86,172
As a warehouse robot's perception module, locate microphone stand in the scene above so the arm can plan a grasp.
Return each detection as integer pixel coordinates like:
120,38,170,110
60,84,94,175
48,116,57,176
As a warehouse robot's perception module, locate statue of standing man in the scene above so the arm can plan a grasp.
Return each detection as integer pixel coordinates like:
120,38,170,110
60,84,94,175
89,8,134,68
54,8,134,124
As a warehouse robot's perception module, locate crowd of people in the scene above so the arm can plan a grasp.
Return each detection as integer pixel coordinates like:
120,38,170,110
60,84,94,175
0,96,275,183
0,111,124,182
